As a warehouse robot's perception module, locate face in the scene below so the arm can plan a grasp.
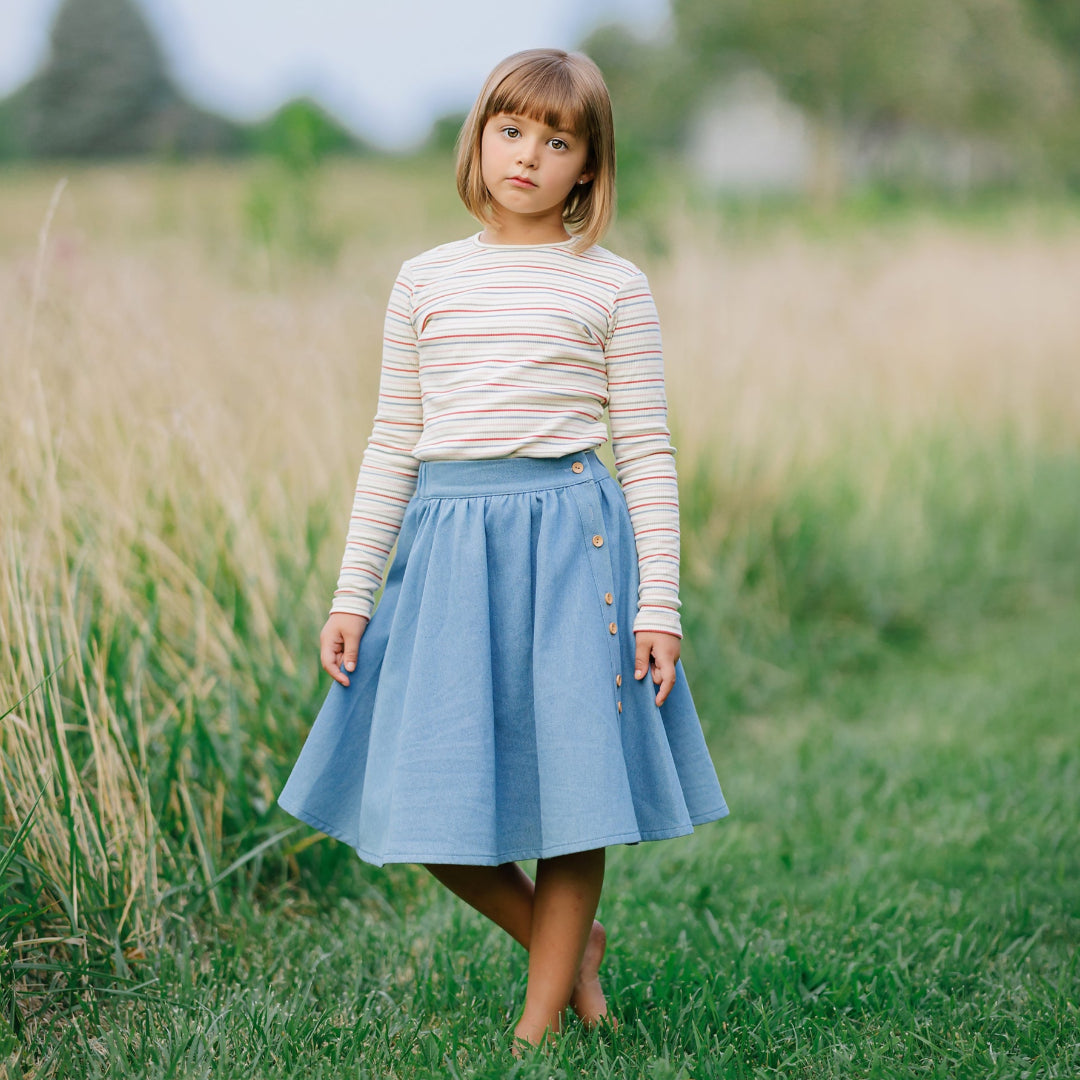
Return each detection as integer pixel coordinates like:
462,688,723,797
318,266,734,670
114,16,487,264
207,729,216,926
479,112,592,241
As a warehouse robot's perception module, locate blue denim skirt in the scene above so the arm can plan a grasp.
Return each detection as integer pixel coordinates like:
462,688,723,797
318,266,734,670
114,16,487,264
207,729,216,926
277,450,728,866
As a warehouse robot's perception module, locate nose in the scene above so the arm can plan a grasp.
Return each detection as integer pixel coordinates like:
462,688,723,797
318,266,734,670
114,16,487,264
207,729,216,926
515,138,539,168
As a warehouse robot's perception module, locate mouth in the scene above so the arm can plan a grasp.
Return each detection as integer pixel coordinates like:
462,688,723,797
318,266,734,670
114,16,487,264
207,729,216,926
508,176,537,188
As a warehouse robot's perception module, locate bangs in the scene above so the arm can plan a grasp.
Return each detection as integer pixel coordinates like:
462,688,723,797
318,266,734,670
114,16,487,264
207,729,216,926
487,62,588,136
456,49,617,250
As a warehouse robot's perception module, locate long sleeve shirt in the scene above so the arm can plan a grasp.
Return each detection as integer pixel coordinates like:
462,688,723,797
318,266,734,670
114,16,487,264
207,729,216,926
331,232,685,638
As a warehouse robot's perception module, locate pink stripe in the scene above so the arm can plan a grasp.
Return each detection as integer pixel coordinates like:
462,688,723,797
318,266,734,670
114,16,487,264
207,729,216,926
332,238,682,635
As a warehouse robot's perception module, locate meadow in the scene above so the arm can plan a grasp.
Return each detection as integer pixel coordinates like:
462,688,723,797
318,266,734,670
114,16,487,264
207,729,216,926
1,159,1078,1078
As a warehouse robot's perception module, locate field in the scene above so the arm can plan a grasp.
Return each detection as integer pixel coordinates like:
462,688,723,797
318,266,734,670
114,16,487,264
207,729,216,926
1,160,1078,1078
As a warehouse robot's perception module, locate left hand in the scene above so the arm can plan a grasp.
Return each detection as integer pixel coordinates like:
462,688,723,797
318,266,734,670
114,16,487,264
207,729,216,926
634,631,681,707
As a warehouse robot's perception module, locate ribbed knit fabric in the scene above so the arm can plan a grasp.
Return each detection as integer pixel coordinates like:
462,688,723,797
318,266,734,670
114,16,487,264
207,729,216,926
331,232,684,637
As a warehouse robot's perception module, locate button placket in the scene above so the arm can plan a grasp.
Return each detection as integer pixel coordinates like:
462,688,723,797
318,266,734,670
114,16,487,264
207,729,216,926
569,464,625,723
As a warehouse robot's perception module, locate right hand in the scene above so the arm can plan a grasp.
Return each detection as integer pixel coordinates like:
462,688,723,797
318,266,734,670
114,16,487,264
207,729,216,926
320,612,370,687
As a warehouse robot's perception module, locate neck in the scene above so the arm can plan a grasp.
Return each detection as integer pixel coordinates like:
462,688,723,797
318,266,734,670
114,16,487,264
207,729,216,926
481,208,571,246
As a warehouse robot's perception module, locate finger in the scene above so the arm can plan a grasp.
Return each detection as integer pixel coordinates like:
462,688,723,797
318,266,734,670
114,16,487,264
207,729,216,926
634,637,651,681
321,642,350,687
342,629,361,674
655,664,677,706
320,629,350,687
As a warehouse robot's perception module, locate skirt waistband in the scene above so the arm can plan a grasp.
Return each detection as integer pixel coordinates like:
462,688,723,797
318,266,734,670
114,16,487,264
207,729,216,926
414,450,611,498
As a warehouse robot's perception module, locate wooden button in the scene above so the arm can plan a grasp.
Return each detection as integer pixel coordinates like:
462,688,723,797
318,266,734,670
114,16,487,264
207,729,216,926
604,592,613,604
592,535,604,547
571,461,584,473
616,674,622,687
617,701,622,713
608,622,617,635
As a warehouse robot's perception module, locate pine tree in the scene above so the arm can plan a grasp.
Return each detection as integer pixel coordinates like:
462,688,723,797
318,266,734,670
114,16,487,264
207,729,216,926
26,0,179,156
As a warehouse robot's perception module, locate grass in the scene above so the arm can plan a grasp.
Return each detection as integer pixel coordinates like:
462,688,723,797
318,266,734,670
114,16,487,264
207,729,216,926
20,591,1080,1078
1,160,1078,1076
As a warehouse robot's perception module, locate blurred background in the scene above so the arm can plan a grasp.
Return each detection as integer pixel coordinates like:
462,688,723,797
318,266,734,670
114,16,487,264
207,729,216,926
1,2,1078,1076
2,0,1079,197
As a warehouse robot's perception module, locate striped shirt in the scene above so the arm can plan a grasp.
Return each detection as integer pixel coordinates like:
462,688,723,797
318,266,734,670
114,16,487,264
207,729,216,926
332,233,685,637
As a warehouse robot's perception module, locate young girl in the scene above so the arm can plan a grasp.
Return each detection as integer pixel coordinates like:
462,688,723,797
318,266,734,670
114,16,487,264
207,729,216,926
278,48,728,1048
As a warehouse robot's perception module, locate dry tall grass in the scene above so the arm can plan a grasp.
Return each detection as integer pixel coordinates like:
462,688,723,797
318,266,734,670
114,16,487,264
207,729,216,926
656,213,1080,469
1,162,1078,960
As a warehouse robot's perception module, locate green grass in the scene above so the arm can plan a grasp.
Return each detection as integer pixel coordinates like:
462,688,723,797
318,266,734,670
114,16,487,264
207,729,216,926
7,435,1079,1078
19,588,1079,1079
2,165,1078,1074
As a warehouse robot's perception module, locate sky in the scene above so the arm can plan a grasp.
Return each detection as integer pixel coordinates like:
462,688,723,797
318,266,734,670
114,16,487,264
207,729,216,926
0,0,669,148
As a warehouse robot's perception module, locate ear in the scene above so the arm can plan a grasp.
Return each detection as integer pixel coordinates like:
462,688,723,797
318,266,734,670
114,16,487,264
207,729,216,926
576,171,594,186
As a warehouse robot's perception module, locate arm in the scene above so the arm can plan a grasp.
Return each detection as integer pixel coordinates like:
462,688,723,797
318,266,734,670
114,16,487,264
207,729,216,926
321,265,423,684
605,271,683,704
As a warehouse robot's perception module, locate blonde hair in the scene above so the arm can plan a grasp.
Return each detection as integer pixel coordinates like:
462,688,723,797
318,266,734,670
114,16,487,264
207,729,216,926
456,49,616,252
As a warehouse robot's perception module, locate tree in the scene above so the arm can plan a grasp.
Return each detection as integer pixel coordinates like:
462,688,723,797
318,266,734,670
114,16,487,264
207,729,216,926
25,0,181,156
1022,0,1080,59
579,24,701,208
246,98,367,169
671,0,1075,196
1020,0,1080,184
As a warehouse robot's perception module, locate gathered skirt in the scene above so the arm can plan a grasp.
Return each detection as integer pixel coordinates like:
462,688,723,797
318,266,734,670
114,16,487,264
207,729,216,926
277,449,728,866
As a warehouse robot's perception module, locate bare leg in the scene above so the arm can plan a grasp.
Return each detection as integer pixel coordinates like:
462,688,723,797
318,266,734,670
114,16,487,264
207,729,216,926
425,851,611,1036
425,861,535,949
515,847,606,1045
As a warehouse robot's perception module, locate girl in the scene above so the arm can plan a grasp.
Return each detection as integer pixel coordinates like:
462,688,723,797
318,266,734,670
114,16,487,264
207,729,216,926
278,48,728,1049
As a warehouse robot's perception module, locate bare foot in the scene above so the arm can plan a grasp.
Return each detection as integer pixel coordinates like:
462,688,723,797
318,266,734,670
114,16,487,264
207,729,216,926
511,1025,556,1054
510,1034,536,1059
569,919,615,1029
